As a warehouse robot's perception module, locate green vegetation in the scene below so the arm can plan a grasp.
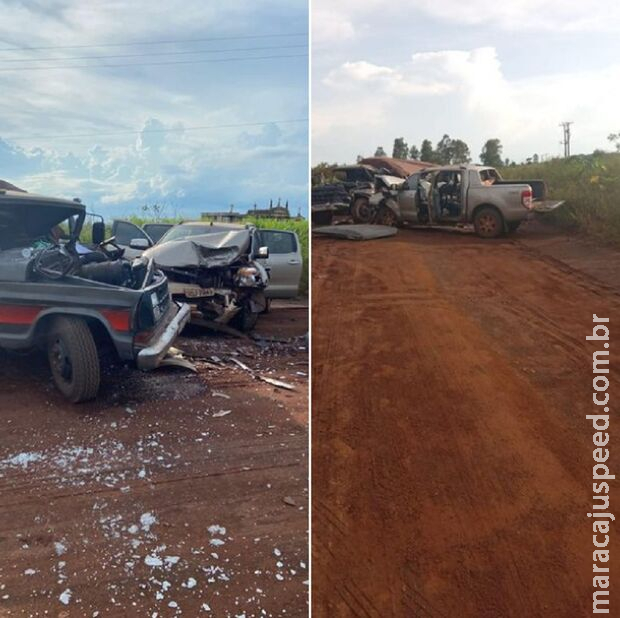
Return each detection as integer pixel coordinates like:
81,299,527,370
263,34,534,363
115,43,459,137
501,153,620,245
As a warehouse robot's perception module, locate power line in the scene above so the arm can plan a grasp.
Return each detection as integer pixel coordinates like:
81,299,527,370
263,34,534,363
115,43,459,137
1,118,308,142
0,43,307,64
0,52,308,73
0,32,307,53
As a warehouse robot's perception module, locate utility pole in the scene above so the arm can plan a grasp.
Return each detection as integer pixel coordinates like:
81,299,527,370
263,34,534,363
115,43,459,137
559,121,573,158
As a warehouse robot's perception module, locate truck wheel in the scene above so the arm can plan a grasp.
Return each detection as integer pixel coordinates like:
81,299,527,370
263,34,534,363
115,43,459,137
47,316,100,403
231,304,260,332
474,207,504,239
351,197,372,223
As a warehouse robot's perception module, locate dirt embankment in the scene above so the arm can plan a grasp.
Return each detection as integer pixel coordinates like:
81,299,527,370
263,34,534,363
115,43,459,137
312,223,619,617
0,305,308,617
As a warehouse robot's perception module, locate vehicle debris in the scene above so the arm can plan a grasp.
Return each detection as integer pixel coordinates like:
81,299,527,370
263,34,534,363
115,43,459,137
312,224,398,241
259,376,296,391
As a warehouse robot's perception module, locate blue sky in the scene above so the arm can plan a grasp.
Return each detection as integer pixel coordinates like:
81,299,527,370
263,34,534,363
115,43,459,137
312,0,620,165
0,0,308,219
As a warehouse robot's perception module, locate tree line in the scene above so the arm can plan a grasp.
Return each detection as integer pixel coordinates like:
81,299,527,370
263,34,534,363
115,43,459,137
370,136,538,167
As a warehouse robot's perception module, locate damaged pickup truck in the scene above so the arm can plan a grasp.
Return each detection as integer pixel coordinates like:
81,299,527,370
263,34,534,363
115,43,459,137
0,190,190,402
371,164,564,238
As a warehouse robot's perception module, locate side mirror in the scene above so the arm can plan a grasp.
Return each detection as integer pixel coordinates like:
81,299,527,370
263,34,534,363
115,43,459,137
256,246,269,259
130,238,150,250
92,221,105,245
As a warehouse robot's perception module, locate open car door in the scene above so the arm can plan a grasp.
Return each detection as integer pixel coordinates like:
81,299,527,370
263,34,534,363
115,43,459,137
111,220,154,259
255,229,302,299
143,223,174,244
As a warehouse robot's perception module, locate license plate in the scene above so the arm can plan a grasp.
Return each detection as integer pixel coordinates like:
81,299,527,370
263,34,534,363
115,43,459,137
184,287,215,299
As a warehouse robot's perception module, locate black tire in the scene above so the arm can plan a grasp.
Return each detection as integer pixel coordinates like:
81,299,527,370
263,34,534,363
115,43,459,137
47,316,100,403
376,206,398,227
506,221,521,234
231,304,260,332
350,197,373,223
474,207,504,239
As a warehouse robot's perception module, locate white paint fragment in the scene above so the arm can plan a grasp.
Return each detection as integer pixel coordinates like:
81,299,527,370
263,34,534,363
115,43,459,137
1,452,44,468
207,524,226,536
212,410,231,418
185,577,197,589
273,548,282,557
140,512,157,532
209,539,225,547
24,568,37,575
59,589,72,605
54,541,67,556
145,555,163,567
164,556,180,566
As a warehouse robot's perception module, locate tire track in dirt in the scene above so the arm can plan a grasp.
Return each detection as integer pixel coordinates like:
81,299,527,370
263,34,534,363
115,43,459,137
312,231,619,617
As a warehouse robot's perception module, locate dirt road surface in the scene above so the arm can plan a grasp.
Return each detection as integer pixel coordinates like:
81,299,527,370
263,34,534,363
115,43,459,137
312,222,620,617
0,304,308,617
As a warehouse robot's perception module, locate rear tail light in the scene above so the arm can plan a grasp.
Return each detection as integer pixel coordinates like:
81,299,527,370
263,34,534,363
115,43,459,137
521,189,533,209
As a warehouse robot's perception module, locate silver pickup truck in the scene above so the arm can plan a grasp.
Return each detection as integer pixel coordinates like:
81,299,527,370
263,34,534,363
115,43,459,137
371,164,563,238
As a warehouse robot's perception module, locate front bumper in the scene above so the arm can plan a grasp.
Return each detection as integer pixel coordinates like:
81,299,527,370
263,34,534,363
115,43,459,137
136,302,191,370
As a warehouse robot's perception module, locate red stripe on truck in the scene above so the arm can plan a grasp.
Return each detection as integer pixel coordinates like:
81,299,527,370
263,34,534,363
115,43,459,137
101,309,131,332
0,305,45,325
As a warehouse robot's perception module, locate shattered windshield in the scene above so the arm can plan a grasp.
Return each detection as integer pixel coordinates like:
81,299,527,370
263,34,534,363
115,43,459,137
158,224,241,244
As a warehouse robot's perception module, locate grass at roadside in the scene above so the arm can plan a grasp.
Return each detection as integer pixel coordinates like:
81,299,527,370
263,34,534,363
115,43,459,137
501,153,620,245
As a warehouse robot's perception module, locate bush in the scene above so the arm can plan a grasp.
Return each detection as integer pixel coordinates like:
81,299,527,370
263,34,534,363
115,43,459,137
501,153,620,244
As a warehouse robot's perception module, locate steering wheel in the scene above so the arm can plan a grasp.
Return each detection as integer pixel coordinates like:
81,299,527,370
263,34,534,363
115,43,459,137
98,236,124,259
33,245,79,279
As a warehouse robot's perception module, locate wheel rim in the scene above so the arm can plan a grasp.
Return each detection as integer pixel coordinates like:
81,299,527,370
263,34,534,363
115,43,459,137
50,338,72,382
380,209,397,226
478,214,497,236
355,200,371,222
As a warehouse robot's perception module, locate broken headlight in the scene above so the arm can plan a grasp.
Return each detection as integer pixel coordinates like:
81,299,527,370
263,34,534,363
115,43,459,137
236,266,261,287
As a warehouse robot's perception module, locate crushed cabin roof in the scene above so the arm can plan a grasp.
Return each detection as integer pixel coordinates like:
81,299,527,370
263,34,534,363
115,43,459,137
0,191,85,240
0,190,85,210
360,157,432,178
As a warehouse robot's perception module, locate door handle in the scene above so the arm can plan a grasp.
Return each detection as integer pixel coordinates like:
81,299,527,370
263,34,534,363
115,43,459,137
288,259,301,265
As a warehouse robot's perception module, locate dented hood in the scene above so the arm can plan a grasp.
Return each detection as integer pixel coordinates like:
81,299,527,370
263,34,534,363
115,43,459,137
143,229,252,269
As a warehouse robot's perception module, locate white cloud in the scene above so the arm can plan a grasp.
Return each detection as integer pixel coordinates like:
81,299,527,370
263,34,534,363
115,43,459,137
0,0,308,215
411,0,620,32
313,45,620,162
312,9,356,44
312,0,620,35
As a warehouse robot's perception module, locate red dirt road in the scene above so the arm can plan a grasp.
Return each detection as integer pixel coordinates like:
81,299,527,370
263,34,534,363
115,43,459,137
0,305,308,617
312,224,620,617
